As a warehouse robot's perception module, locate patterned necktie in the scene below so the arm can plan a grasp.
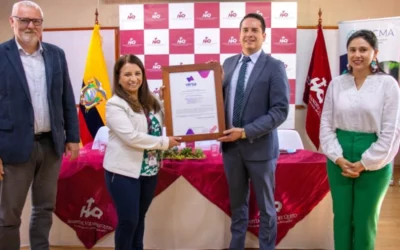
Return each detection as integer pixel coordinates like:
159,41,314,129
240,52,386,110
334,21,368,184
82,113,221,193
232,56,251,128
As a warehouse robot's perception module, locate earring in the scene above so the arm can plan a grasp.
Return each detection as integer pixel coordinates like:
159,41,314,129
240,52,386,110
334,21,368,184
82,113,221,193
370,60,378,73
347,63,352,71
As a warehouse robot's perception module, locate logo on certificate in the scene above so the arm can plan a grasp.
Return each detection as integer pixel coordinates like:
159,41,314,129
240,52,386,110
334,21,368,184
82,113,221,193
185,75,197,86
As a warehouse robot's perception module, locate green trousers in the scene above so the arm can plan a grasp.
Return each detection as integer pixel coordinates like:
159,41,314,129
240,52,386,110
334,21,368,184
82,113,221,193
327,129,392,250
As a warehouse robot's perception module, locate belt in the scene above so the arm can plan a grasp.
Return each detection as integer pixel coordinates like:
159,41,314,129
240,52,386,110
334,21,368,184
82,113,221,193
34,132,52,141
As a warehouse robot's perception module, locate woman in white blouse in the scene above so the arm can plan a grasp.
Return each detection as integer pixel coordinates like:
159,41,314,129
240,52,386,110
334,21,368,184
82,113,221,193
103,54,181,250
320,29,400,250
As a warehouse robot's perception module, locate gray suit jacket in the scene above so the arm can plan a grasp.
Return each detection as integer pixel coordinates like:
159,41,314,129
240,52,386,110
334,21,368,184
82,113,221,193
221,50,289,161
0,38,79,164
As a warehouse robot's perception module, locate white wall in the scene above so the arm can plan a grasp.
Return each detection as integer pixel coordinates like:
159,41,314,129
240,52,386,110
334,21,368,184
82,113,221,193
42,29,116,104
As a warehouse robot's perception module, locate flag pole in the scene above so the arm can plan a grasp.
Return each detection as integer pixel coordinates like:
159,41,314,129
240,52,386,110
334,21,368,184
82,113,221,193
95,8,99,25
318,8,322,26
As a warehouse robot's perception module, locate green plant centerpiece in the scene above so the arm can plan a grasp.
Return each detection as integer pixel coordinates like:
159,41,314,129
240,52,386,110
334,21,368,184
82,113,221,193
162,147,206,160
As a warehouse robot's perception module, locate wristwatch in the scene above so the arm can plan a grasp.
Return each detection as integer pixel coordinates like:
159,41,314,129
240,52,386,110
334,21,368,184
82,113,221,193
241,128,246,139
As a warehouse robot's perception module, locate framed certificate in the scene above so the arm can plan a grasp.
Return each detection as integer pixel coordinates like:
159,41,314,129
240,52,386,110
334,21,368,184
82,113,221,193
162,63,225,142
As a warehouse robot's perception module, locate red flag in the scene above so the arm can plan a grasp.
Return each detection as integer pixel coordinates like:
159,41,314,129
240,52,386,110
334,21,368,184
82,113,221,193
303,23,332,149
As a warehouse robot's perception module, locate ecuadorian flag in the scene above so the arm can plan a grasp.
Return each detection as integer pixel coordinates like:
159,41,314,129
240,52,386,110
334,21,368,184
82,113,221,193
78,24,112,145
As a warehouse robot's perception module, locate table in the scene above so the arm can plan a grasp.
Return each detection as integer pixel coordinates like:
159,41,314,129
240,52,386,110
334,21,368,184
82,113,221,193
48,146,332,249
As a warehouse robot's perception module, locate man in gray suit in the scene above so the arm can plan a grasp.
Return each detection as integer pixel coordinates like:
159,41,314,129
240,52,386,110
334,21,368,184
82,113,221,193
0,1,79,249
217,13,289,250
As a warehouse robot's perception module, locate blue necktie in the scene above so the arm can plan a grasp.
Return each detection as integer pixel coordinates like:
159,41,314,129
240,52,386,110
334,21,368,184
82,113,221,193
232,56,251,128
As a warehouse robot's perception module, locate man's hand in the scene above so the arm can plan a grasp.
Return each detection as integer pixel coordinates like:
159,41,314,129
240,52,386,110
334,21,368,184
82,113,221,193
65,143,80,160
0,158,3,181
206,60,224,80
217,128,243,142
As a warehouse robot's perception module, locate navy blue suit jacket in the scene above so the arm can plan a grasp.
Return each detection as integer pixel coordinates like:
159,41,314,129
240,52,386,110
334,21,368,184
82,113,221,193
221,51,290,161
0,38,79,164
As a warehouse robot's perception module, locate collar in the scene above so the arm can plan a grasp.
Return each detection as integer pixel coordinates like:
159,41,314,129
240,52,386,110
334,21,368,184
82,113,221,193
239,48,263,63
15,37,43,56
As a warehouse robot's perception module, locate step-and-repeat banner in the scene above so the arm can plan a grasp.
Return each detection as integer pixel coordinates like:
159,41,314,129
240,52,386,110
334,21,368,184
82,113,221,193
118,2,297,128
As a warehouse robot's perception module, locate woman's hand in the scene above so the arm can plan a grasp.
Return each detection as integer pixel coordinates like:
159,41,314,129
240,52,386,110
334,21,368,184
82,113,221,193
159,85,165,101
335,157,360,178
352,161,366,173
168,136,182,148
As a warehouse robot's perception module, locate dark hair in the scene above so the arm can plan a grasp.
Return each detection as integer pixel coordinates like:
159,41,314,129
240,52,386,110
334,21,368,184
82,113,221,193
239,13,266,33
113,54,161,114
346,29,384,73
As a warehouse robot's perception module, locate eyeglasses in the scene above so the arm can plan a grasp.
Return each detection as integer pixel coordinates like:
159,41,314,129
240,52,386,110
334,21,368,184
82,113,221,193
12,16,43,27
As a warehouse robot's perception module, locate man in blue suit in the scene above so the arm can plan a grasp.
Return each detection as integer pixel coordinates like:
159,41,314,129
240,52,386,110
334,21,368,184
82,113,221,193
0,1,79,249
218,13,290,250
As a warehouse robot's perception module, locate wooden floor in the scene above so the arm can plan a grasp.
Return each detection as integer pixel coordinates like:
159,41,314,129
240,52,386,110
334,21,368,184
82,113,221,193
24,168,400,250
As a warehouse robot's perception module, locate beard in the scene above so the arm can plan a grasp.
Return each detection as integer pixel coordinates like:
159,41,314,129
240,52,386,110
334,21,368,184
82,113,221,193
18,30,39,45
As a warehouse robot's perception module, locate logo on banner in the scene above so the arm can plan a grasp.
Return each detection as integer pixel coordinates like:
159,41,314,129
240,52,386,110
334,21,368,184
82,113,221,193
152,12,161,19
348,28,395,39
196,10,217,22
152,37,161,44
280,10,289,17
203,36,212,43
274,10,295,22
280,36,289,44
228,36,238,44
177,37,186,44
309,77,327,104
80,198,103,219
373,29,395,37
256,10,264,16
152,62,161,70
228,10,237,18
346,30,356,39
274,36,294,47
170,31,193,52
127,38,136,45
202,11,212,18
127,13,136,20
177,11,186,19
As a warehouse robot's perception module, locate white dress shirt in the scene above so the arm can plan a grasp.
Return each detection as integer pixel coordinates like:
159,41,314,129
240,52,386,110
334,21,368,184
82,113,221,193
320,73,400,171
227,49,262,129
16,38,50,134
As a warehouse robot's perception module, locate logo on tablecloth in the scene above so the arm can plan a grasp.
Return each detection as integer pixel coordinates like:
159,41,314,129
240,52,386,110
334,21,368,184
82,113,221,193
275,200,298,224
80,198,103,219
275,201,282,212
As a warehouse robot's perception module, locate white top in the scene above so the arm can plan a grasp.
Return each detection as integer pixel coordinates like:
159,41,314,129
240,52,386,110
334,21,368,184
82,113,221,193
103,95,169,179
16,38,50,134
319,73,400,171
